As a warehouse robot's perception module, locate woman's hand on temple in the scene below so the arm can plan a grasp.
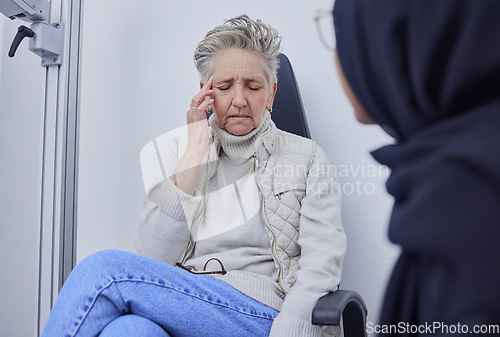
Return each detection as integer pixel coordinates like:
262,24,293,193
186,76,214,155
172,76,214,195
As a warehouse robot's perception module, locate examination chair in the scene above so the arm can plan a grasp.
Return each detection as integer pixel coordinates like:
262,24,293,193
273,53,368,337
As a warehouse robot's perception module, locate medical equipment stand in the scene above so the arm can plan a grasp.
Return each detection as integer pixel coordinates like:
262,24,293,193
1,0,83,335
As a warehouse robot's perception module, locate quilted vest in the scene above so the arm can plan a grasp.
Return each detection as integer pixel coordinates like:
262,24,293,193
187,121,316,294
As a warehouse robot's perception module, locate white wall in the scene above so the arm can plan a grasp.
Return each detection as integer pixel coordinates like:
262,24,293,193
0,15,44,337
11,0,400,331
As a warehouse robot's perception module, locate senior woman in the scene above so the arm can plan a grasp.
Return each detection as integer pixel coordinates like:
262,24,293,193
41,15,345,337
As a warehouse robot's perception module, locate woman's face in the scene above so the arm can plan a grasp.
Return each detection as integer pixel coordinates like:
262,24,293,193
334,49,375,124
206,48,277,136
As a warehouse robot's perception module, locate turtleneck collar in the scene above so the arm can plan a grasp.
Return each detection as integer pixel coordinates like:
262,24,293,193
209,110,272,165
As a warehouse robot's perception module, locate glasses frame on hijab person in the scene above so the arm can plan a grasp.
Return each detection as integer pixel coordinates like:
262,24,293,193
314,8,375,125
314,9,335,51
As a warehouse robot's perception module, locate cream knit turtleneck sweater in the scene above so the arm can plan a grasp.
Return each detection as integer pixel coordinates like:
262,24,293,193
208,110,272,165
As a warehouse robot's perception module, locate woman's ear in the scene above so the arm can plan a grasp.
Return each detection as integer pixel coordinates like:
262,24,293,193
267,81,278,110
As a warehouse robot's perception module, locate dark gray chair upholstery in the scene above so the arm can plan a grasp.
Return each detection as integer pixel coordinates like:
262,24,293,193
272,54,311,138
273,53,368,337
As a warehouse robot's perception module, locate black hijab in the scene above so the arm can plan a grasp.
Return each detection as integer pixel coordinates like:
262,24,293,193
334,0,500,330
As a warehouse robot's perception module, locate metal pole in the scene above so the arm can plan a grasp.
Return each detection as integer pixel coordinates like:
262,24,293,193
34,0,83,335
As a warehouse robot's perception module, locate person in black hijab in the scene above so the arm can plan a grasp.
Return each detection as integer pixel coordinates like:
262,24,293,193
333,0,500,335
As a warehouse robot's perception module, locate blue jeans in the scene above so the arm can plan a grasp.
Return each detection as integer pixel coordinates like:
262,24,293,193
41,250,278,337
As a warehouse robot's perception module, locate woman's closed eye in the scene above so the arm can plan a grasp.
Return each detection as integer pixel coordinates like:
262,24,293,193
217,85,261,91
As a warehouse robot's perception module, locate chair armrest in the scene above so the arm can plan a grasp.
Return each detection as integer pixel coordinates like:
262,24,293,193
312,290,368,337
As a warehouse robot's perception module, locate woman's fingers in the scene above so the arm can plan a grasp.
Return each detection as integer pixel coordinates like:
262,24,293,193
185,77,213,153
198,98,214,114
202,76,214,91
191,76,214,108
188,76,214,124
189,98,214,123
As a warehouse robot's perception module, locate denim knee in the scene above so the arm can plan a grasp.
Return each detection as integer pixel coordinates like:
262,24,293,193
69,250,137,282
79,249,133,266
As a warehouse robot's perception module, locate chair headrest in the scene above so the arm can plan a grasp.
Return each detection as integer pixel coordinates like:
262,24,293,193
272,53,311,139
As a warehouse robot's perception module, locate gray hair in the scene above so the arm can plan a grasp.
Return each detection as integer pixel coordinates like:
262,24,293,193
194,15,282,86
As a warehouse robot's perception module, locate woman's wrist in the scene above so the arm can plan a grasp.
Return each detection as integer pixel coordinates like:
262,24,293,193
172,149,205,196
184,145,208,159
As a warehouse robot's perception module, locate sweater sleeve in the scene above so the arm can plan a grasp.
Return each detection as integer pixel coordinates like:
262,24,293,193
269,145,346,337
134,196,193,265
134,132,204,264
